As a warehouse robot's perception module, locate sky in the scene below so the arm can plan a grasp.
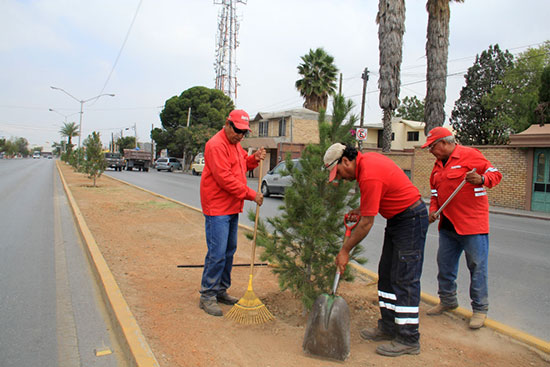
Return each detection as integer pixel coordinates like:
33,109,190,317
1,0,548,150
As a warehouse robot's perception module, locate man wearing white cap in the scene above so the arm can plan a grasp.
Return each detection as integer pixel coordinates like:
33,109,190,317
324,143,428,357
422,127,502,329
199,109,266,317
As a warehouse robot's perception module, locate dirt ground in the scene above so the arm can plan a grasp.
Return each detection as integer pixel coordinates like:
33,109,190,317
58,163,548,367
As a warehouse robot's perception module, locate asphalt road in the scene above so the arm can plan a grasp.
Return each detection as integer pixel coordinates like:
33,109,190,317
0,159,122,367
106,168,550,342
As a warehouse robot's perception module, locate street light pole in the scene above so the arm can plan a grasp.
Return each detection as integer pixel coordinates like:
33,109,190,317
50,86,115,148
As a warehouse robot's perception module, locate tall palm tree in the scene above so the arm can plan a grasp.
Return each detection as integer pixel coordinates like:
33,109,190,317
424,0,464,134
377,0,406,152
59,122,79,153
295,48,339,112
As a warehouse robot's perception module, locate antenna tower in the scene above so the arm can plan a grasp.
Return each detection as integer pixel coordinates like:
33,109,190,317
214,0,246,104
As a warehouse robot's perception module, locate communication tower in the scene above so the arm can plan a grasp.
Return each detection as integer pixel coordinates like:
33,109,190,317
214,0,246,103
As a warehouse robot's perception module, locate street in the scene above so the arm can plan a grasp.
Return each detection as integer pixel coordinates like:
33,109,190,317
106,168,550,341
0,159,122,367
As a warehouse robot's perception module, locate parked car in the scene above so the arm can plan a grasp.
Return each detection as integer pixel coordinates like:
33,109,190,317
156,157,182,172
261,159,301,197
191,158,205,176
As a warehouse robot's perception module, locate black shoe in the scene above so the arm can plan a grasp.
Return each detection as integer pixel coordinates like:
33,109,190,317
199,298,223,316
216,292,239,305
359,327,394,341
376,340,420,357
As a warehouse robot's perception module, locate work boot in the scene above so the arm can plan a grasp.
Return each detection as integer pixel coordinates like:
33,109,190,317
359,327,394,341
199,298,223,316
427,303,458,316
469,312,487,329
216,292,239,305
376,340,420,357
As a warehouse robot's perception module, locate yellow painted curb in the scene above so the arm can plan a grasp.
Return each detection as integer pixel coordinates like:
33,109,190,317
349,263,550,355
96,171,550,356
56,162,159,367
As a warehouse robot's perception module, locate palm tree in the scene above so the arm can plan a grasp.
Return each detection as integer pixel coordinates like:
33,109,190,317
59,122,79,153
295,48,338,112
424,0,464,134
377,0,406,152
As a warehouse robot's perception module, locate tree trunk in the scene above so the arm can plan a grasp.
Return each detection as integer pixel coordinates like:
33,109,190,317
424,0,451,135
382,109,393,152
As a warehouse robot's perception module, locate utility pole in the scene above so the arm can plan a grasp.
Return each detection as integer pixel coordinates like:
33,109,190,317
359,67,369,151
339,73,343,95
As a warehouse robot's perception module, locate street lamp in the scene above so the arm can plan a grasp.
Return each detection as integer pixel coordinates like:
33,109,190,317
50,86,115,148
48,108,80,124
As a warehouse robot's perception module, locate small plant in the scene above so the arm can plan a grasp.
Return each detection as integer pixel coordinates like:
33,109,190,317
81,132,106,187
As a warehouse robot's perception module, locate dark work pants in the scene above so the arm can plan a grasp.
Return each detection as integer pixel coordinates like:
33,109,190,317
377,203,428,346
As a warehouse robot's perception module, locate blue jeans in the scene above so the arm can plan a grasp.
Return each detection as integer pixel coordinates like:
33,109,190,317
377,202,428,346
437,229,489,313
200,214,239,300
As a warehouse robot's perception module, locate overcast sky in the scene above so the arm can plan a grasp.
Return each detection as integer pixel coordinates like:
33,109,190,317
1,0,548,150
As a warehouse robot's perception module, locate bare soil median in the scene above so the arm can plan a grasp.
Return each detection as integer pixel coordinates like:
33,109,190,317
58,162,547,367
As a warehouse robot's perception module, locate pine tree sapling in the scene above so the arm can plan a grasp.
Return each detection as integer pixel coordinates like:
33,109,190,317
254,145,366,311
82,131,107,187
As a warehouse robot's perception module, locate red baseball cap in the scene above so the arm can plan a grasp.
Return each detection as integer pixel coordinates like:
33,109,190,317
422,127,452,148
227,109,251,131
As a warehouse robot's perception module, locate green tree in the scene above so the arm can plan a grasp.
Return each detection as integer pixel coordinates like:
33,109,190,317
424,0,464,134
450,44,514,145
396,96,425,121
116,136,137,154
535,65,550,126
59,122,79,153
377,0,406,152
295,48,339,112
483,42,550,136
255,93,365,310
82,132,106,187
69,147,85,171
156,86,234,160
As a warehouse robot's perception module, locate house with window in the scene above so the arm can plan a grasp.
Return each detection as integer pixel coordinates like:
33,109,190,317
358,117,428,151
242,108,320,173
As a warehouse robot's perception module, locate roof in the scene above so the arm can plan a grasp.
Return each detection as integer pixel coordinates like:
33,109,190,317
509,124,550,147
252,108,319,122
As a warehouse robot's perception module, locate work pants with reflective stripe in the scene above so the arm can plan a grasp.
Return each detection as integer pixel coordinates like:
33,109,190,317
377,203,428,346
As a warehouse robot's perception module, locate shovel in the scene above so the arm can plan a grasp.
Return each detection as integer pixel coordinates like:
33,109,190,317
302,215,358,361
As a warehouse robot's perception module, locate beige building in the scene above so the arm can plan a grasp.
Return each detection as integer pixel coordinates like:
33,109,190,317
359,117,429,151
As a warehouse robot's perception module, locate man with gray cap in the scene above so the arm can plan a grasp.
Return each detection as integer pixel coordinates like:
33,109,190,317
324,143,428,357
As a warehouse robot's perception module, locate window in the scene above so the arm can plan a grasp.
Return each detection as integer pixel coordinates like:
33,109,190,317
407,131,419,141
259,121,269,137
278,118,286,136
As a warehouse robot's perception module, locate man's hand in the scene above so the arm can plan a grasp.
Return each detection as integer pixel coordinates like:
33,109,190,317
346,209,361,223
254,147,266,161
335,249,350,274
429,211,439,223
254,192,264,206
465,168,483,185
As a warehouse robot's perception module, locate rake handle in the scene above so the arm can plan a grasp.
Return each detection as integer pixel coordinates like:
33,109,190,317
434,168,476,218
250,158,263,275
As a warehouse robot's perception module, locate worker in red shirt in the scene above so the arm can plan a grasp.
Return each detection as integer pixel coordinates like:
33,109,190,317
325,143,428,357
423,127,502,329
199,109,266,317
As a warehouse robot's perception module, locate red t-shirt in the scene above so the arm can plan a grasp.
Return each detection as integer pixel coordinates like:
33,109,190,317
200,129,259,216
356,152,420,219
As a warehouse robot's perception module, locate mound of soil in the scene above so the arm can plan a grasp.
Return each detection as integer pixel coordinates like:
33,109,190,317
58,163,546,367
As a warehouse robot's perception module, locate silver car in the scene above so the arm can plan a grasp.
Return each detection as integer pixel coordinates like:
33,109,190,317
156,157,182,172
261,159,301,197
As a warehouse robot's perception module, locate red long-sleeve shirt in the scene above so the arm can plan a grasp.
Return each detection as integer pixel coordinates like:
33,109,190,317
429,144,502,235
200,129,259,216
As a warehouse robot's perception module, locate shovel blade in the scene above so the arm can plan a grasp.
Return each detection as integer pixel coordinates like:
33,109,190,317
303,293,350,361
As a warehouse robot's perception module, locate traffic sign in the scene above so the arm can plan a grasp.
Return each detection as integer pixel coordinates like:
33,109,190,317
356,128,368,141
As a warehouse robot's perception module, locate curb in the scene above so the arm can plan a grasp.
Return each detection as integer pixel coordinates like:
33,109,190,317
66,167,550,358
348,263,550,355
56,162,160,367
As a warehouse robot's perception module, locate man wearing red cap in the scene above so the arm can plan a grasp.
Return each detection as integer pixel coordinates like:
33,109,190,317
324,143,428,357
422,127,502,329
199,109,266,317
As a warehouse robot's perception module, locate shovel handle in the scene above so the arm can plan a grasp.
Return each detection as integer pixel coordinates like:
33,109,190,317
332,272,341,295
344,214,359,237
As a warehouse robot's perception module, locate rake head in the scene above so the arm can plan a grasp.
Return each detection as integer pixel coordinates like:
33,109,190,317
225,275,274,324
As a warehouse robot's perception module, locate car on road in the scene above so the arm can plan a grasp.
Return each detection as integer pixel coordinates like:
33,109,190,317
104,152,125,171
191,158,205,176
156,157,182,172
33,152,41,159
261,159,301,197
